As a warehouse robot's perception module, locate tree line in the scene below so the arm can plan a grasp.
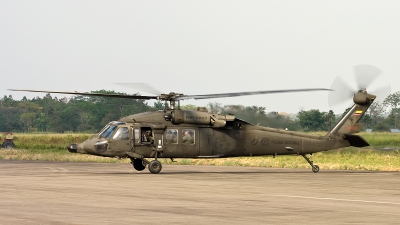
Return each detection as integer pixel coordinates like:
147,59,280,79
0,90,152,133
1,90,399,133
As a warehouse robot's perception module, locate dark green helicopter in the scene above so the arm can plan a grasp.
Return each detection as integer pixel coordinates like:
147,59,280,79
10,65,386,174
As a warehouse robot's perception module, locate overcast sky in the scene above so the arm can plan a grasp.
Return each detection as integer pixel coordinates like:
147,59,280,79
1,0,400,114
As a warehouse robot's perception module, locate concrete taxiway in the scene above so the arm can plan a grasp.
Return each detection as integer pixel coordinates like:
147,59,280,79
1,160,400,224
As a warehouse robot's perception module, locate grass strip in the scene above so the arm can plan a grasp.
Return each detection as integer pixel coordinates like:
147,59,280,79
1,132,399,171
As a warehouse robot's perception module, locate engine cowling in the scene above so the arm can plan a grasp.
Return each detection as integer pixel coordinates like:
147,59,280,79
170,110,235,127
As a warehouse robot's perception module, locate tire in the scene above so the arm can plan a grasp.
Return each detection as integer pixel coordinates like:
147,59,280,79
132,158,146,171
148,160,162,174
2,141,15,149
312,165,320,173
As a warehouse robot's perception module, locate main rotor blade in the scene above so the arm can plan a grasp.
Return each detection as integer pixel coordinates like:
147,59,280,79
354,64,382,90
114,83,163,95
8,89,157,100
176,88,332,100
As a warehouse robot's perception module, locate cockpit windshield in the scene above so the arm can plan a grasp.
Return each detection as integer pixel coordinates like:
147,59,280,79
101,125,118,139
97,125,110,136
98,122,126,139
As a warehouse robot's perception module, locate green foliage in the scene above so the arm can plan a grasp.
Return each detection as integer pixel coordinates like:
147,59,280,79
0,91,149,133
153,101,169,110
162,148,400,171
0,106,23,131
365,101,386,129
383,91,400,128
373,121,391,131
1,90,398,133
225,105,266,124
207,102,224,114
219,104,299,129
180,104,198,111
297,109,328,131
11,133,92,150
360,132,400,147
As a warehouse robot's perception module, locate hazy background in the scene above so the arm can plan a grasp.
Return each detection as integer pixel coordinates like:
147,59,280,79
1,0,399,114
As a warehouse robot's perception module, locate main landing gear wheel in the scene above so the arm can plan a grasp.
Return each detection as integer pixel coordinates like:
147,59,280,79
312,165,320,173
301,154,320,173
130,158,146,171
148,160,162,174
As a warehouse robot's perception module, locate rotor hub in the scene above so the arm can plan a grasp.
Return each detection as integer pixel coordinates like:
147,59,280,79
157,92,186,101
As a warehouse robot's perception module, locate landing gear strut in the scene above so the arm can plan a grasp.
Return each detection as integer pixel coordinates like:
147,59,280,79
301,154,320,173
126,151,163,174
129,157,163,174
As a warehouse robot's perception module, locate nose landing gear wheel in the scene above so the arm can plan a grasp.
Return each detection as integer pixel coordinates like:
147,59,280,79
148,160,162,174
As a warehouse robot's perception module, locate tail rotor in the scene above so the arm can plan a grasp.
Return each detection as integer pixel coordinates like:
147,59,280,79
328,64,391,110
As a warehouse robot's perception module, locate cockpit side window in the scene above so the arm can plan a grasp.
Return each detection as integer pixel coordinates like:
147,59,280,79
112,127,129,140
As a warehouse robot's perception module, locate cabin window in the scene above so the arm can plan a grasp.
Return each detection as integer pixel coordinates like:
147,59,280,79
112,127,129,140
141,127,153,144
165,129,178,144
182,129,195,144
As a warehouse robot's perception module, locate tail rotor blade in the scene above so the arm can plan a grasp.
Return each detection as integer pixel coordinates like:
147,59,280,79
369,84,391,103
329,64,390,110
328,76,354,108
354,64,382,90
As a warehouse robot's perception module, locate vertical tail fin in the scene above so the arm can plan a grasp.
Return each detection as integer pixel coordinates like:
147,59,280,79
326,90,375,147
330,104,368,135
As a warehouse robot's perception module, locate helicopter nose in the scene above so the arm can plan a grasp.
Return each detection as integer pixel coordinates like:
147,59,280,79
67,144,77,153
67,143,86,154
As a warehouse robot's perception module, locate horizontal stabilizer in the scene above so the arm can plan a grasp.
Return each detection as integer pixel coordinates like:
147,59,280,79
344,134,370,147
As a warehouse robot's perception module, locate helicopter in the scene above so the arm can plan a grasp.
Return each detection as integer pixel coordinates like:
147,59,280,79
9,65,385,174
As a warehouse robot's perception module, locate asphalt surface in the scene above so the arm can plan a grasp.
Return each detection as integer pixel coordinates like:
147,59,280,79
1,160,400,225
